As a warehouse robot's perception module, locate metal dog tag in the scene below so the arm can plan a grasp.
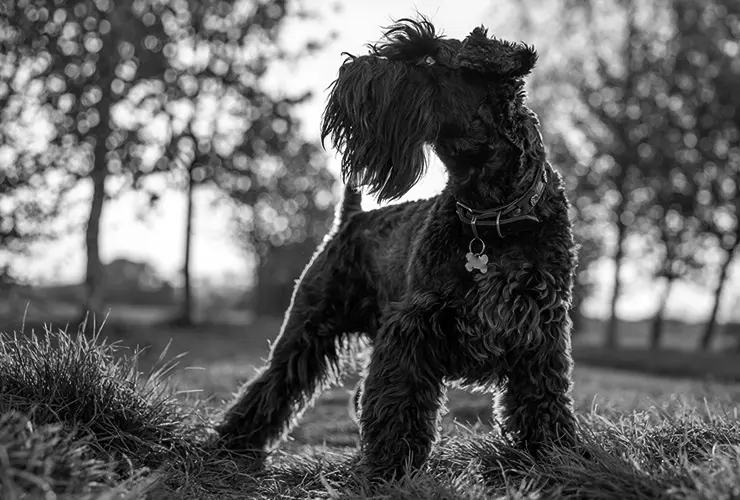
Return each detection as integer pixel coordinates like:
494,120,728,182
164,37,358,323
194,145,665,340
465,252,488,273
465,237,488,273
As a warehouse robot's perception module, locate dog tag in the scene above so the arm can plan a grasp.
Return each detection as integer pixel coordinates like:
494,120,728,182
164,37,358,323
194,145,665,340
465,252,488,274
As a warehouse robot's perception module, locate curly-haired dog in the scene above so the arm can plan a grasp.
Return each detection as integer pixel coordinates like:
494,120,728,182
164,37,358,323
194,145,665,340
218,17,578,481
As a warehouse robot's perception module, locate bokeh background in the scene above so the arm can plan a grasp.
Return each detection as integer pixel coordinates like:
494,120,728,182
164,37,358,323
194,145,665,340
1,0,738,373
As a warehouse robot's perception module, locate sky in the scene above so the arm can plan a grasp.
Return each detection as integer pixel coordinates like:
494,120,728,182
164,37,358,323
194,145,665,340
6,0,738,322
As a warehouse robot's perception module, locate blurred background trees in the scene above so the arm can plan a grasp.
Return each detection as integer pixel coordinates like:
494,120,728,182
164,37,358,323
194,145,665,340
230,141,334,317
1,0,335,324
1,0,174,324
672,0,740,350
490,0,739,350
1,0,173,320
0,0,738,354
114,0,335,325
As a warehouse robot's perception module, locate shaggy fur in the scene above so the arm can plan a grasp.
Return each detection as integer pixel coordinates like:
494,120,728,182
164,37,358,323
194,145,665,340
217,17,578,481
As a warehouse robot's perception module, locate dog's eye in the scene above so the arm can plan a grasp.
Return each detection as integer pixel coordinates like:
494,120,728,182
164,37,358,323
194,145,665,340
418,55,435,66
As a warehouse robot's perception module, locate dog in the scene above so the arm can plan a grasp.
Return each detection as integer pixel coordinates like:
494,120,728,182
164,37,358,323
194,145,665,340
217,17,578,481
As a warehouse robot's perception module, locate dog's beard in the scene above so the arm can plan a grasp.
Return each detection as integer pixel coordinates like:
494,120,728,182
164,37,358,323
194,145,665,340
321,57,439,202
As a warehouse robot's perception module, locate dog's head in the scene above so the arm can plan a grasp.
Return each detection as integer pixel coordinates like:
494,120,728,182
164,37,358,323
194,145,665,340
321,17,541,202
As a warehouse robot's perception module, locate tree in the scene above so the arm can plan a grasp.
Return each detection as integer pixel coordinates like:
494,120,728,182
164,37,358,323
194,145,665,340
0,7,77,285
555,0,740,350
638,0,740,350
1,0,171,321
641,199,704,350
230,142,335,317
569,0,681,349
487,0,739,349
702,241,738,349
666,0,740,350
0,152,69,283
485,0,661,347
543,130,604,333
120,0,335,325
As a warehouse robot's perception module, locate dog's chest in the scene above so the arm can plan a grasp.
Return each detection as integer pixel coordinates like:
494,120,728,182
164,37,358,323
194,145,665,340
446,301,511,384
451,250,550,344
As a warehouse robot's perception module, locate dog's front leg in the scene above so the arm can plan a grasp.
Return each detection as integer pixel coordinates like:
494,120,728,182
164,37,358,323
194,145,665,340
356,307,447,481
496,311,576,456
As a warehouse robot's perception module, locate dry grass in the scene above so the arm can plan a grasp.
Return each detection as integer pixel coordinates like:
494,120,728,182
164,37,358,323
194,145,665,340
1,313,740,499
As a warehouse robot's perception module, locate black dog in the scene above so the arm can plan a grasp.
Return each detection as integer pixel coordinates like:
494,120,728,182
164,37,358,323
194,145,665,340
218,17,578,481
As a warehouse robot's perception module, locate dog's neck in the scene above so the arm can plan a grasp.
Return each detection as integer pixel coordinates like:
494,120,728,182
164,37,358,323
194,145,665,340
436,112,553,242
441,111,546,212
443,148,542,212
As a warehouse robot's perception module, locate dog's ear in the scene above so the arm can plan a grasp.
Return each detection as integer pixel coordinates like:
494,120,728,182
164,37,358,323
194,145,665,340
456,27,537,78
321,57,436,202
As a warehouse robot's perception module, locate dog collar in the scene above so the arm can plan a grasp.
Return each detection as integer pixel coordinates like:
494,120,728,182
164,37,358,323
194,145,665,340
456,162,551,273
456,162,551,238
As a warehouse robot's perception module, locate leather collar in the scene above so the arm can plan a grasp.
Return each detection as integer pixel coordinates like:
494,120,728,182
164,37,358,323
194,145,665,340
455,162,551,238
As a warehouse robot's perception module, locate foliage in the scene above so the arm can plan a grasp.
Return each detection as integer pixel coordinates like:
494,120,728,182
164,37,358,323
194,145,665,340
122,0,329,194
231,142,335,256
670,0,740,348
671,0,740,250
0,0,175,315
0,0,81,277
109,0,337,323
0,0,170,178
230,141,335,317
0,154,69,258
0,0,336,322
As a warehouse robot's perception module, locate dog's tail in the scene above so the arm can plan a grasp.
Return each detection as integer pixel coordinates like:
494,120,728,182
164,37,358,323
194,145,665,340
338,183,363,220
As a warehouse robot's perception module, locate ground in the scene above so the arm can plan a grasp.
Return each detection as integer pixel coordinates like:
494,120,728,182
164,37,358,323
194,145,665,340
1,306,740,499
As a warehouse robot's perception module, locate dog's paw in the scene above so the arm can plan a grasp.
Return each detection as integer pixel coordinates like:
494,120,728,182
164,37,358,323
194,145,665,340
210,435,267,472
354,457,408,486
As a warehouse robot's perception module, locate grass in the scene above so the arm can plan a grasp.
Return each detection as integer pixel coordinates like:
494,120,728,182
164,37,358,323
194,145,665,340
1,314,740,499
0,322,210,499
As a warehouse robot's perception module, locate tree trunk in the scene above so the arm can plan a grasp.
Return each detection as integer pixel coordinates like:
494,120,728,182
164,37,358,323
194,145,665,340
649,276,674,350
176,167,196,326
80,79,112,326
700,243,738,351
599,2,638,350
570,275,586,335
570,297,584,334
605,216,626,348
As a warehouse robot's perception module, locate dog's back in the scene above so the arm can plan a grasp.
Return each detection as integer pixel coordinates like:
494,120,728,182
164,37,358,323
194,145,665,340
338,188,441,308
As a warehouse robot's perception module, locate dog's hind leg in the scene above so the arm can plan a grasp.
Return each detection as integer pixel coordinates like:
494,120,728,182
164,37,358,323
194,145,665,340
216,234,375,461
